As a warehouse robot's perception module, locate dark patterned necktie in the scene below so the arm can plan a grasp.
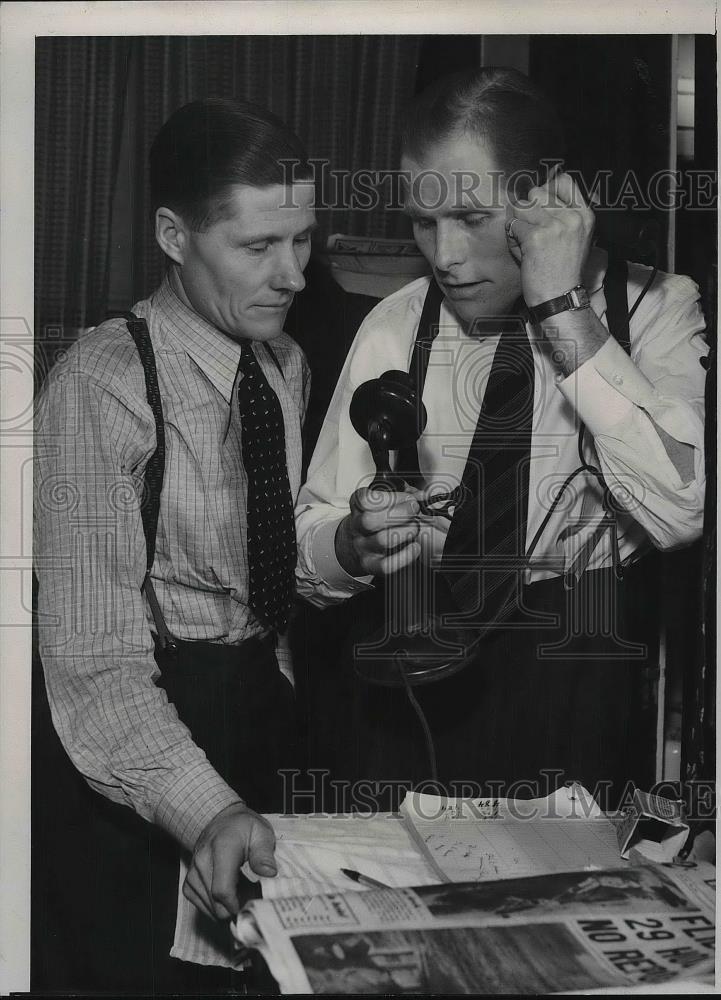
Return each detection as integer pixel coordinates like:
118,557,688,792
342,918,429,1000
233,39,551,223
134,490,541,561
237,342,296,632
441,320,535,629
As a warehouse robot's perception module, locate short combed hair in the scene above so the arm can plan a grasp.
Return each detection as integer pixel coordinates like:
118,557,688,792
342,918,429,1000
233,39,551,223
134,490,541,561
402,67,566,195
150,97,313,230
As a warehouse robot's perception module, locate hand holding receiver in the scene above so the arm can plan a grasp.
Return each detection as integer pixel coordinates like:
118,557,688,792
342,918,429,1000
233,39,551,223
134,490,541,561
335,485,423,578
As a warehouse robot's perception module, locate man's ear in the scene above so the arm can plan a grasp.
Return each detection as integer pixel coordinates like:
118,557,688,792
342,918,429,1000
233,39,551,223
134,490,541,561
155,207,188,265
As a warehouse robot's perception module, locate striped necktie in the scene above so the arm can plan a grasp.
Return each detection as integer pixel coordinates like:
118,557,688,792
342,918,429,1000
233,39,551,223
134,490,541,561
441,319,535,628
237,341,296,632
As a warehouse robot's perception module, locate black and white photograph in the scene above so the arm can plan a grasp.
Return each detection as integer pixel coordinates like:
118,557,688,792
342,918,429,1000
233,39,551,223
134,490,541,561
414,865,692,919
290,923,614,994
0,1,717,995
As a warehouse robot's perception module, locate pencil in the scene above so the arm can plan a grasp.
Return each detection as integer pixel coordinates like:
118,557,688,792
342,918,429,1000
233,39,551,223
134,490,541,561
340,867,391,889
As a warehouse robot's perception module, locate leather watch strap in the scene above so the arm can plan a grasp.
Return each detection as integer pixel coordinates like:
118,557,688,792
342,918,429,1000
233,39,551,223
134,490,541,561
528,285,590,324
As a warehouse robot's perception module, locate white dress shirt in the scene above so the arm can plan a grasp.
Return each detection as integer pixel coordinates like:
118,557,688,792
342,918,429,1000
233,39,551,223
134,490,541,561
295,249,707,607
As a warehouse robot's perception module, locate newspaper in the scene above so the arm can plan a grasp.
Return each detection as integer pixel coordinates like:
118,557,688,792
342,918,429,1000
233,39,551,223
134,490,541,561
323,233,431,296
231,862,715,994
244,814,439,899
172,814,439,967
326,234,424,256
174,786,697,970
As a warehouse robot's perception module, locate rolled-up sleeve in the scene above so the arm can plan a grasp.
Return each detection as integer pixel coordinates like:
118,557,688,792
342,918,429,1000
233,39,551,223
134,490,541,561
556,273,707,550
34,364,241,851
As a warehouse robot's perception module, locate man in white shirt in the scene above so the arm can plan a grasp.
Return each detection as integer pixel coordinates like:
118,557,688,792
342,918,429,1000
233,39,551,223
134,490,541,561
295,67,706,808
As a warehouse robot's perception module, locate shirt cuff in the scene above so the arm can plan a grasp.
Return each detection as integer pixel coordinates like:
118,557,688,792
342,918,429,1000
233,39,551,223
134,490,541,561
556,336,658,436
154,759,244,851
311,514,375,594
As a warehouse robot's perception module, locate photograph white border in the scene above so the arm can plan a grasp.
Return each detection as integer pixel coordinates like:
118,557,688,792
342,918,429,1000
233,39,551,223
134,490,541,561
1,1,717,992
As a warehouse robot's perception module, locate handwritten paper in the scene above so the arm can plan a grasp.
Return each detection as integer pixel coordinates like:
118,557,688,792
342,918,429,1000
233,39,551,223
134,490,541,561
401,785,623,883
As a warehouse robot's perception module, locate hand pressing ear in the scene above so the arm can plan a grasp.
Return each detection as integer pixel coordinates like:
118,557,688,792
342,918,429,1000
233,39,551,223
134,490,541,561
505,171,595,308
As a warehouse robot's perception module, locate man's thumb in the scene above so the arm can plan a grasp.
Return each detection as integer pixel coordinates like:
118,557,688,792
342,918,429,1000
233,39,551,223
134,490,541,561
247,823,278,877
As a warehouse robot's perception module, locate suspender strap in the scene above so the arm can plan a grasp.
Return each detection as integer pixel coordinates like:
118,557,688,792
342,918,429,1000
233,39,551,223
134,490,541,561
122,312,166,572
602,258,631,354
395,279,444,484
121,311,176,652
409,277,445,394
570,258,653,586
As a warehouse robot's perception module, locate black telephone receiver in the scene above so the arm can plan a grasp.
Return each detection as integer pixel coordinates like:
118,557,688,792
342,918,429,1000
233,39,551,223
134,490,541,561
349,370,426,491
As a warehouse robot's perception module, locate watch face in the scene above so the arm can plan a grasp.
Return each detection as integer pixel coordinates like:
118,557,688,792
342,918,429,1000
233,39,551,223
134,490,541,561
570,287,590,309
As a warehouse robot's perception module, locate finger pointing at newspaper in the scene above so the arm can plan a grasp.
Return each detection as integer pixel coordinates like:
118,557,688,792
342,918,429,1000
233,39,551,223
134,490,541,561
183,802,277,920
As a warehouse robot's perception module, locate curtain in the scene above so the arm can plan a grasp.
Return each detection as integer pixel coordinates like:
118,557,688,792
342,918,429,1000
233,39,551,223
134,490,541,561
35,35,423,342
35,38,130,361
126,36,423,303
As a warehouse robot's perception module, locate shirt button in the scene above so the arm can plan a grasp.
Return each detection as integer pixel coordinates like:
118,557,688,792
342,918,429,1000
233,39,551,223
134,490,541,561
613,374,624,386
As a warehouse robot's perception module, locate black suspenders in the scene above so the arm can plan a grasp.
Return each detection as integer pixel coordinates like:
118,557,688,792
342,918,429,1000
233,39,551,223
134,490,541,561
119,312,165,575
604,258,631,354
395,281,444,484
118,311,176,651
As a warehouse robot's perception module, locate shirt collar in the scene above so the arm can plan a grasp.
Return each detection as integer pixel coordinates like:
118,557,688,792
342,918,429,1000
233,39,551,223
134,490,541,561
152,275,242,404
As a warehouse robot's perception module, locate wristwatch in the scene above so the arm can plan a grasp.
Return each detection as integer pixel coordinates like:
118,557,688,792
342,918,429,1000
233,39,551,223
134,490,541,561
528,285,590,324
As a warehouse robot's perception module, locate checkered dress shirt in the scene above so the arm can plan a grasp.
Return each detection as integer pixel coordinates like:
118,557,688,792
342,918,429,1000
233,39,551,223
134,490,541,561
34,277,309,850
